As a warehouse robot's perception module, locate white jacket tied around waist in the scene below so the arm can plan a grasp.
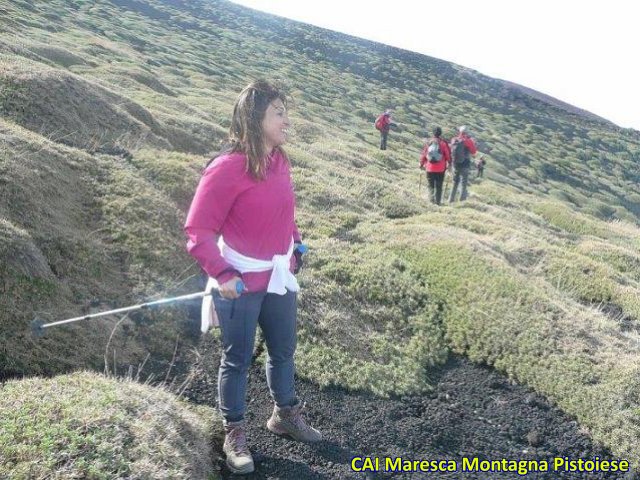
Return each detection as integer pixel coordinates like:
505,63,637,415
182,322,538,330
200,237,300,332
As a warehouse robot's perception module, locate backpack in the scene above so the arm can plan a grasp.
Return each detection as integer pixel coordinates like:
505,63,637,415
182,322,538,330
374,115,385,131
451,137,469,168
426,138,442,162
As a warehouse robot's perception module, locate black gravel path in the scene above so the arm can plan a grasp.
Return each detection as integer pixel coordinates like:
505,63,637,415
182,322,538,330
184,334,636,480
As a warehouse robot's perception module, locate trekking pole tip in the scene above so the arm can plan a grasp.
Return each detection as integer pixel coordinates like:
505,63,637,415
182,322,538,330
31,318,46,338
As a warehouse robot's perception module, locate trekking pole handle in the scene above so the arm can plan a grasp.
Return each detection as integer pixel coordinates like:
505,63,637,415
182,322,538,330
295,243,308,254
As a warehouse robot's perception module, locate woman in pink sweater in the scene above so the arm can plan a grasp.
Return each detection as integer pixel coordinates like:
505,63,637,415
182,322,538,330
185,81,321,475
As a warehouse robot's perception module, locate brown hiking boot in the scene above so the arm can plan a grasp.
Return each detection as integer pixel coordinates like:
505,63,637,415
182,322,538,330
266,399,322,442
222,419,254,474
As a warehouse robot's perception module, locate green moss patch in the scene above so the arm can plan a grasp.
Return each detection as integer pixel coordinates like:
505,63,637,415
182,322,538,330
0,371,218,479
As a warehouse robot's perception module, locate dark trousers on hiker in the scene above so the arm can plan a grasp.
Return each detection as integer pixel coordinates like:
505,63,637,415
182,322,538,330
426,171,445,205
477,167,484,178
380,129,388,150
214,290,297,422
449,166,470,202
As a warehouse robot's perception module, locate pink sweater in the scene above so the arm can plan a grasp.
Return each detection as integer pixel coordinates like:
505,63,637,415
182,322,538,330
184,149,301,292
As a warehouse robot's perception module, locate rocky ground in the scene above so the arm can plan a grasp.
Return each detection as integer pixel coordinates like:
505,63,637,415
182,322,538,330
184,334,637,480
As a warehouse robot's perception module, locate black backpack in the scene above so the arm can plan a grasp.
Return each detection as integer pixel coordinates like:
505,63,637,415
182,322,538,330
451,137,469,168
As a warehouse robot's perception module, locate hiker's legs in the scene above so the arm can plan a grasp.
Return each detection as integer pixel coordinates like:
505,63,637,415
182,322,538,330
216,292,265,421
433,172,445,205
426,172,437,203
460,166,470,201
477,167,483,178
258,291,297,408
380,130,388,150
449,169,462,203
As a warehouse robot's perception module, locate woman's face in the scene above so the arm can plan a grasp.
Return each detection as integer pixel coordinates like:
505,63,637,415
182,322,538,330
261,98,290,151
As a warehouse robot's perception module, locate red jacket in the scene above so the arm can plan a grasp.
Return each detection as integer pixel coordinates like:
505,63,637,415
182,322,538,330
420,138,451,173
376,113,392,132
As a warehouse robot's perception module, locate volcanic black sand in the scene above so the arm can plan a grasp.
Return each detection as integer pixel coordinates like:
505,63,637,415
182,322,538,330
184,334,637,480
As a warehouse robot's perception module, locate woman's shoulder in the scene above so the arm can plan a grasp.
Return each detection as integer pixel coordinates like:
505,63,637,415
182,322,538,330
204,151,247,174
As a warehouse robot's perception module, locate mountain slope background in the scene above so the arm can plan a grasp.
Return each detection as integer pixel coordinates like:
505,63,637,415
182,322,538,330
1,0,640,476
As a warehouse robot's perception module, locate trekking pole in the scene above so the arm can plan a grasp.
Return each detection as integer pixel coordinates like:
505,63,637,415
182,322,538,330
418,170,423,193
31,244,310,338
31,281,245,337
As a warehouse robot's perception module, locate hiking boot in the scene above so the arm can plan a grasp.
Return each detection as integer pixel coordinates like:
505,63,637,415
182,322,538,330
222,419,254,474
266,399,322,442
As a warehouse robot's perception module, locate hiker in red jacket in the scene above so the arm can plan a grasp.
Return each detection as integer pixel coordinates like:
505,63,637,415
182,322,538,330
375,109,397,150
448,125,478,202
419,126,451,205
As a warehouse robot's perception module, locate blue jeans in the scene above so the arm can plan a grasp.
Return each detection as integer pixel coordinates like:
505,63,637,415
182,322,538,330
214,290,298,422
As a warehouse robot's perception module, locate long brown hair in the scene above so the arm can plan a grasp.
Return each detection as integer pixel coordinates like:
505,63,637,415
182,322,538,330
228,80,288,181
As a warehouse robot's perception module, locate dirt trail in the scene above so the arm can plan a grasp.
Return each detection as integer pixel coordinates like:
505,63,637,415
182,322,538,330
184,335,636,479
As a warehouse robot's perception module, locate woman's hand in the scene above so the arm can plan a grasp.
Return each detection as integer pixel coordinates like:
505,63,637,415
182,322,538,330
219,276,243,299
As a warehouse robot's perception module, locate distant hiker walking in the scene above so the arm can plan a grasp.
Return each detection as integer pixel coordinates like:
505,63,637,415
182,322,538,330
476,155,486,178
184,80,321,475
419,126,451,205
375,109,397,150
448,125,478,203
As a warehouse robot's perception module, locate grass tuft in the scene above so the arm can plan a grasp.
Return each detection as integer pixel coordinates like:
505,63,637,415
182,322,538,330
0,371,219,479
